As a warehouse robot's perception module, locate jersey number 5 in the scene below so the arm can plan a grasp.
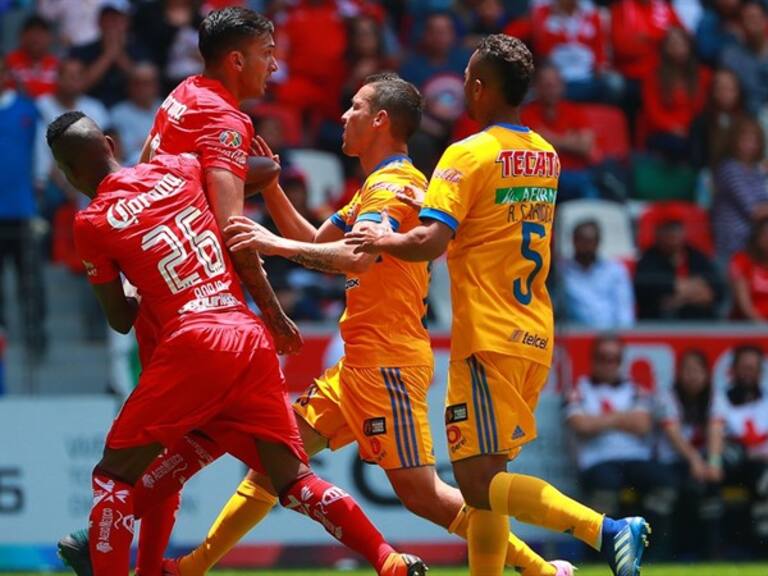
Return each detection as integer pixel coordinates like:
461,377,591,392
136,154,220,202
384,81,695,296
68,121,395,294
513,221,546,306
141,206,225,294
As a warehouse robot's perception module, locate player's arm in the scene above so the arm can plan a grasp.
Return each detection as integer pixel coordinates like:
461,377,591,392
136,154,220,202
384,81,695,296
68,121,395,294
91,278,139,334
346,218,452,262
206,168,301,354
226,216,376,275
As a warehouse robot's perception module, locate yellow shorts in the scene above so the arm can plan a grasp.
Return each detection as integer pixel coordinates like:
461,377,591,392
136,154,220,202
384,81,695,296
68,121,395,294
445,352,549,462
293,359,435,470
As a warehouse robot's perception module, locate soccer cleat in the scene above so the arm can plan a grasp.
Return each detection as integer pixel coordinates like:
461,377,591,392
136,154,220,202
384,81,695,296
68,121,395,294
379,552,429,576
601,516,651,576
550,560,577,576
161,557,181,576
57,529,92,576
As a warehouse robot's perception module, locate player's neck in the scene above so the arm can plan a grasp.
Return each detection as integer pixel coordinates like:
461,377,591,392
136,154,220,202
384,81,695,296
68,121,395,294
359,142,409,176
482,107,522,129
87,159,122,198
202,68,240,102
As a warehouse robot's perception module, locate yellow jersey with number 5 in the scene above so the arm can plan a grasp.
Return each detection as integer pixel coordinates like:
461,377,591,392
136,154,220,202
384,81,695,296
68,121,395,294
419,124,559,366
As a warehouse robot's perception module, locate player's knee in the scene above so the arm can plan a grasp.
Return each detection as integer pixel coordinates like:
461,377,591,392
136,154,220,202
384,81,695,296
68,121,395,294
296,417,329,457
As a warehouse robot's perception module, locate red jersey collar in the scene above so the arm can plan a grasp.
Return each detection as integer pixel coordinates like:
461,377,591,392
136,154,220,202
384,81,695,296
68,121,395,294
191,75,240,109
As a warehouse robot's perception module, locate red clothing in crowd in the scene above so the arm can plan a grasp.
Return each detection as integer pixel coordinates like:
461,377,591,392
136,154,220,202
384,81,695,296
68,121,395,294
5,50,58,98
643,68,710,136
730,252,768,318
610,0,682,80
521,100,592,170
275,0,347,119
506,3,606,81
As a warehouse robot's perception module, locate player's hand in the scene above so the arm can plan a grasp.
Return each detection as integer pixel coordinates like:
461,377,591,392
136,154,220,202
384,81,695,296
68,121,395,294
251,135,280,165
268,313,303,355
345,209,392,254
224,216,286,257
396,185,425,211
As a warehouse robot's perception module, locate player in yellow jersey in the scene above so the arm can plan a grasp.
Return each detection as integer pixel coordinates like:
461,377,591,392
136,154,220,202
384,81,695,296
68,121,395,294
170,73,570,576
347,38,651,576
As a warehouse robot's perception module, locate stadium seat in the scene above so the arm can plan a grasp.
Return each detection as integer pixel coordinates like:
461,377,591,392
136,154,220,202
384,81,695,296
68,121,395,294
555,199,636,261
244,102,302,147
581,104,630,161
637,201,714,255
288,149,345,210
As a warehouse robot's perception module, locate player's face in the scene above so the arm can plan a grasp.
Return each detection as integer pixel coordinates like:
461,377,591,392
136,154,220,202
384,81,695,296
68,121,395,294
239,34,278,99
341,85,377,157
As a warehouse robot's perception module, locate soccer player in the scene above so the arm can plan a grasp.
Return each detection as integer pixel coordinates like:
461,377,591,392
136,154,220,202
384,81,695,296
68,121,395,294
47,111,427,576
346,36,651,576
140,6,301,355
177,73,572,576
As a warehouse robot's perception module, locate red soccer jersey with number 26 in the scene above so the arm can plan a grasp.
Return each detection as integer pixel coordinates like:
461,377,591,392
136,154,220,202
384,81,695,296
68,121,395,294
73,154,247,337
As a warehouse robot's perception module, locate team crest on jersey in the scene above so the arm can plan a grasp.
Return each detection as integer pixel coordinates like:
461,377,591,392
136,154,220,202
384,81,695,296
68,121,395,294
218,130,242,148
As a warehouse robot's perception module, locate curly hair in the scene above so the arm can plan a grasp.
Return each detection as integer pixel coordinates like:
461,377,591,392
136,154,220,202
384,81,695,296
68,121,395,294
476,34,534,106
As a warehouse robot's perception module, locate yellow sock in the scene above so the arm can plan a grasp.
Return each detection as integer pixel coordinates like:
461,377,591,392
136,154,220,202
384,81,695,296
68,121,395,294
178,478,277,576
449,506,555,576
489,472,603,549
467,508,508,576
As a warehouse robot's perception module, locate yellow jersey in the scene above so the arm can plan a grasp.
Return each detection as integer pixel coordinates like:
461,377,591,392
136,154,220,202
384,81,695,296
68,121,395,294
331,154,432,368
419,124,559,366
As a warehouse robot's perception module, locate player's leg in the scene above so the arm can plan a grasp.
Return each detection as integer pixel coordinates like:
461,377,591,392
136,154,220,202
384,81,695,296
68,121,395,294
256,438,426,576
176,418,330,576
88,443,165,576
175,366,346,576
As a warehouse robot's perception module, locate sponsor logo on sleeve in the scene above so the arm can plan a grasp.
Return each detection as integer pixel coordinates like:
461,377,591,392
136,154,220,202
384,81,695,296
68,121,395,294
433,167,463,184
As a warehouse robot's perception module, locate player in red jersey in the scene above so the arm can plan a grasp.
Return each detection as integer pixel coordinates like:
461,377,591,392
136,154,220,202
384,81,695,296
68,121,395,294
139,6,301,356
48,111,427,576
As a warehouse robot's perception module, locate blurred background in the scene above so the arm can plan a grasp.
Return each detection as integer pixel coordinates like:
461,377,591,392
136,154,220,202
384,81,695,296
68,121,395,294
0,0,767,571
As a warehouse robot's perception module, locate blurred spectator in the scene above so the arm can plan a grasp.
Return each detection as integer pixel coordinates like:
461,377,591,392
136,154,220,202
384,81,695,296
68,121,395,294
34,59,110,199
110,63,162,165
37,0,102,48
560,220,635,329
634,219,723,320
566,335,675,554
400,11,470,165
720,0,768,115
690,68,748,169
642,27,709,163
507,0,616,103
133,0,204,93
521,64,598,201
342,15,388,105
610,0,682,84
655,350,722,556
274,0,348,121
712,116,768,260
729,217,768,321
695,0,742,66
69,1,149,108
462,0,509,47
709,345,768,551
4,15,58,99
0,58,46,357
260,167,343,321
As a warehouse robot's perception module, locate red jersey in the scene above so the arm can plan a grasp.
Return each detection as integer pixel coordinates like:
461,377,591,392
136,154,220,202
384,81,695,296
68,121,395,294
148,75,253,180
5,50,58,98
521,100,592,170
730,252,768,318
73,154,247,337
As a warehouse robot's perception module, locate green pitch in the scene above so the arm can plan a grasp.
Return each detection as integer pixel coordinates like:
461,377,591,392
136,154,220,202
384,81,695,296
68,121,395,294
5,566,768,576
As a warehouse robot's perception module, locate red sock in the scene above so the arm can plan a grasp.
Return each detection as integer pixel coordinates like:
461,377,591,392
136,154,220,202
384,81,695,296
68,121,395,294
135,490,180,576
280,473,395,572
89,470,135,576
133,432,223,518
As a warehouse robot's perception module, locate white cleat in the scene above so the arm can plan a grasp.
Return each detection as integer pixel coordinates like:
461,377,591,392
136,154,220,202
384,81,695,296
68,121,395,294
550,560,577,576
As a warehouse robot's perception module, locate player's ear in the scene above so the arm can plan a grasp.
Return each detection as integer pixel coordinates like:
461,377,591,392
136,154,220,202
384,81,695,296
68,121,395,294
372,109,388,129
105,135,117,156
230,50,245,72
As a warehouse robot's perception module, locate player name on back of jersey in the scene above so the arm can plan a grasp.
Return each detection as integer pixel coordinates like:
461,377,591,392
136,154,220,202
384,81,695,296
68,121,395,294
494,149,559,225
160,93,188,123
107,173,186,230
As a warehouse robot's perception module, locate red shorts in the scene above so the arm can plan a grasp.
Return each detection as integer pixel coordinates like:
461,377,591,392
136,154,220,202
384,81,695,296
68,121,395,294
106,313,307,472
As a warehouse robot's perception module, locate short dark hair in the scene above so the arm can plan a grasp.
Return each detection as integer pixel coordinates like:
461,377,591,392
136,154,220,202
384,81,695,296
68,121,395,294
476,34,534,106
47,110,86,148
732,344,764,367
573,219,600,239
22,14,51,33
198,7,274,62
364,72,423,140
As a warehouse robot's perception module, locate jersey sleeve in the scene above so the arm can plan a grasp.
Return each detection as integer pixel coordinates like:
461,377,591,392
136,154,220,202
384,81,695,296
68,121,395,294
419,142,479,233
194,110,252,180
330,192,360,232
73,213,120,285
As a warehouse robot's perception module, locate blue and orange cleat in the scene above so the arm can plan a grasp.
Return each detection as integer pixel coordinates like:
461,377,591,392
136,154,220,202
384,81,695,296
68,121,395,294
601,516,651,576
57,529,92,576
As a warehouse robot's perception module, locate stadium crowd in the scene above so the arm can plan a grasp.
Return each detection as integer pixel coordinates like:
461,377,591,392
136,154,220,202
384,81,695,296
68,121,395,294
0,0,767,563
